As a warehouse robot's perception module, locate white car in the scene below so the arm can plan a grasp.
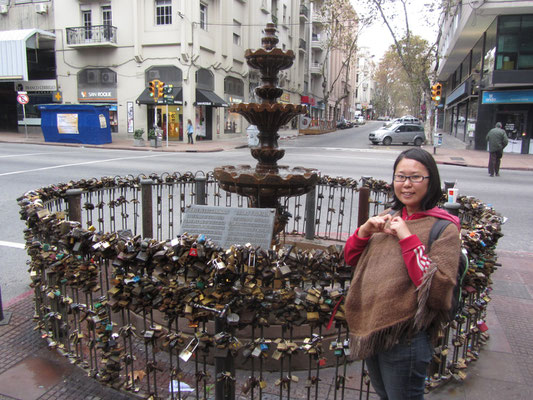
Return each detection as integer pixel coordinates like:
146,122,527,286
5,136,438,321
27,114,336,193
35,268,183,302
356,116,365,125
369,123,426,146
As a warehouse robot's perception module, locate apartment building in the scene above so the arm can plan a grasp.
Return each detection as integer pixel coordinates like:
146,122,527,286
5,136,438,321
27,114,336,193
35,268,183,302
0,0,331,140
353,47,374,120
435,0,533,154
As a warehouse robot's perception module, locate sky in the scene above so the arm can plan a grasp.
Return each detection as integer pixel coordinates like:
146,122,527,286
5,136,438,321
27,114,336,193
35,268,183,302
355,0,439,60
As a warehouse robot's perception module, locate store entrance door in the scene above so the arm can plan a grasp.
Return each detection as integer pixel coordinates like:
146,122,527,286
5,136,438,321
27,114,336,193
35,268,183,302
495,111,528,154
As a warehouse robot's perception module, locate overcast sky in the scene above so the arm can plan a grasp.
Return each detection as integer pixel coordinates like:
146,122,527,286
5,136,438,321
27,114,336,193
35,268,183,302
356,0,439,60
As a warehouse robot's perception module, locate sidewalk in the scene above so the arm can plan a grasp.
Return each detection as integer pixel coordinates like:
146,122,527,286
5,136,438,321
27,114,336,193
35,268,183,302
1,250,532,399
1,128,532,171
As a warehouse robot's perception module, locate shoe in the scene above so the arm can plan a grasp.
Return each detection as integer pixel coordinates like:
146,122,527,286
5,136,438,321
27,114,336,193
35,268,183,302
489,174,494,177
496,173,500,176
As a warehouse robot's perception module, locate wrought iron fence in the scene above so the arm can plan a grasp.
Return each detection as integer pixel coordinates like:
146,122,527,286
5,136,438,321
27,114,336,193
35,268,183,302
19,172,501,400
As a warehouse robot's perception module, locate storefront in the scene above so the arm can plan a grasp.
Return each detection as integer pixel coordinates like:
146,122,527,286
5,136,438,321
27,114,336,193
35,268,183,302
14,79,57,132
78,68,118,132
224,77,244,134
195,69,228,140
478,90,533,154
136,66,184,140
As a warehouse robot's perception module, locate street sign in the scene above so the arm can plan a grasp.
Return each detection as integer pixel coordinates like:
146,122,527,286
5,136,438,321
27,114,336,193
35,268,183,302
17,92,29,105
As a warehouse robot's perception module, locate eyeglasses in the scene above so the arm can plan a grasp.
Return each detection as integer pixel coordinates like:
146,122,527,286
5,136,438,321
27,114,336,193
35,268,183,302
393,174,430,183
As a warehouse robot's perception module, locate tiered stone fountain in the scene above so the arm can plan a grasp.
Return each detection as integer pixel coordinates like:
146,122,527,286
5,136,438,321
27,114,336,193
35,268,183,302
214,23,318,236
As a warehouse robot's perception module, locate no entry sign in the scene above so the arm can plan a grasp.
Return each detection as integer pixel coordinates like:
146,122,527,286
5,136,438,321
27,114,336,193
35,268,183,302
17,92,29,105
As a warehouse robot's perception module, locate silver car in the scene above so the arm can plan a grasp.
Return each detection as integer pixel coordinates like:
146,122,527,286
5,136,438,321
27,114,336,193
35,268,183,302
369,123,426,146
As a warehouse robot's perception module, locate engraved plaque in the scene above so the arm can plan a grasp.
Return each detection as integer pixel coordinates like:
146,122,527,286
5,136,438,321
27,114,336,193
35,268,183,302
179,205,276,250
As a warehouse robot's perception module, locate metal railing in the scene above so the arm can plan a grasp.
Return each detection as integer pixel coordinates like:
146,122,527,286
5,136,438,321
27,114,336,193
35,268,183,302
66,25,118,46
18,172,501,400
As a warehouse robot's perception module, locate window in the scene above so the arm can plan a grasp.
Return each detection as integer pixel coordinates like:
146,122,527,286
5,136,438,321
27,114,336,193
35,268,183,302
82,10,92,40
283,4,287,24
200,3,208,30
496,14,533,70
156,0,172,25
102,6,112,40
233,20,241,46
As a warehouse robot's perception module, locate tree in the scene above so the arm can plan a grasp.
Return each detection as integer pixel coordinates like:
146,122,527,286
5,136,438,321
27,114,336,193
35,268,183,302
316,0,367,121
363,0,441,136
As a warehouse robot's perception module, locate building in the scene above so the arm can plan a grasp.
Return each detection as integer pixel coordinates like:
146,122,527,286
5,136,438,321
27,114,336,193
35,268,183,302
0,0,322,140
435,0,533,154
353,46,375,120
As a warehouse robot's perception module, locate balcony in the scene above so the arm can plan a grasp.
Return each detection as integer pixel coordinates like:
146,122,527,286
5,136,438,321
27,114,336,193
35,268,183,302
310,62,322,75
299,38,307,53
66,25,118,48
311,35,325,50
312,13,327,25
299,5,309,22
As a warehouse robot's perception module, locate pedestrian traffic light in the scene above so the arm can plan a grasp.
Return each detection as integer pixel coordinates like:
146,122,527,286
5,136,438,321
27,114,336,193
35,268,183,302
149,80,156,98
431,83,442,105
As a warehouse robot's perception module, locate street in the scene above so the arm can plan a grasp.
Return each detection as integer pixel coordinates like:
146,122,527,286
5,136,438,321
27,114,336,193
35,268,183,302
1,123,531,304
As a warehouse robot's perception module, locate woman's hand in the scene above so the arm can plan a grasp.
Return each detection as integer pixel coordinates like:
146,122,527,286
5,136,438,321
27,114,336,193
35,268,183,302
358,214,392,238
386,216,412,240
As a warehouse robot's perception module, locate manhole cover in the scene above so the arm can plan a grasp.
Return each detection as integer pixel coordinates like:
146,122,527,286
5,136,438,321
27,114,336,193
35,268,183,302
450,157,465,161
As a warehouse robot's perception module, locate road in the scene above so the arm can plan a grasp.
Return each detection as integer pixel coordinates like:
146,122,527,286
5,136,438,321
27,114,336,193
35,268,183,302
1,123,531,303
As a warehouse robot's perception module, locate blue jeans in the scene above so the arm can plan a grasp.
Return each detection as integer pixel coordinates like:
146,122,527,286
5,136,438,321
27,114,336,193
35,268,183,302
365,331,432,400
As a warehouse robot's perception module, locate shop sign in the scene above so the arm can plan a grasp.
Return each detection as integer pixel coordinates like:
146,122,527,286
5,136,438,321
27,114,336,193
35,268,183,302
482,90,533,104
280,93,290,103
228,96,243,104
15,79,57,92
78,89,117,102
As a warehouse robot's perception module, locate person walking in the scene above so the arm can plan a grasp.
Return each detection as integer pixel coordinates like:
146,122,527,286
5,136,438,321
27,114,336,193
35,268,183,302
344,148,461,400
186,119,194,144
486,122,508,177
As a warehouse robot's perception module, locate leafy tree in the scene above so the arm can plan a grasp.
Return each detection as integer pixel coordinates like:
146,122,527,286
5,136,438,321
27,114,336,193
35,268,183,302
364,0,440,136
316,0,368,121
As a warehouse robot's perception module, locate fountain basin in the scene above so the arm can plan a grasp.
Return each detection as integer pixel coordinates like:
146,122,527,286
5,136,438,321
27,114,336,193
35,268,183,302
213,165,318,200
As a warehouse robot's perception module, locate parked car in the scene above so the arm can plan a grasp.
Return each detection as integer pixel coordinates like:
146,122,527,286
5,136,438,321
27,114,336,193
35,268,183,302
369,123,426,146
336,118,350,129
355,116,365,125
383,115,421,128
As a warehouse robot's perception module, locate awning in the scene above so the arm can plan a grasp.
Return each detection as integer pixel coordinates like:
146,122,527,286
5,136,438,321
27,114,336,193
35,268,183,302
136,87,183,105
195,89,228,107
0,29,56,81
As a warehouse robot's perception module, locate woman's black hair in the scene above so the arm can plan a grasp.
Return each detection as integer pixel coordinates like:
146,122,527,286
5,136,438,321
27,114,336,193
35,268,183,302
391,148,442,211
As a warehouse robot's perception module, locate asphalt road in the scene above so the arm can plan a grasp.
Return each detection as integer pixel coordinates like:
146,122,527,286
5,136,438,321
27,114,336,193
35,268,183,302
1,126,531,304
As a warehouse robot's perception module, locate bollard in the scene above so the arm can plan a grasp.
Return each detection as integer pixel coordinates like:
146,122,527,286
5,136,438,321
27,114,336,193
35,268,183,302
357,187,370,227
0,286,12,326
195,177,207,206
214,315,235,400
140,179,153,239
65,188,83,223
443,181,455,193
305,186,316,240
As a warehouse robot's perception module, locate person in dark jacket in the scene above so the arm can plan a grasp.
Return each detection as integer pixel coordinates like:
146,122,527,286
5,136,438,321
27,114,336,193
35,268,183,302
486,122,509,177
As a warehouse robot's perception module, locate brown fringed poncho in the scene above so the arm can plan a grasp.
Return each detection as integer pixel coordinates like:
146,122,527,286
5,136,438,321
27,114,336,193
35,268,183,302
344,213,461,360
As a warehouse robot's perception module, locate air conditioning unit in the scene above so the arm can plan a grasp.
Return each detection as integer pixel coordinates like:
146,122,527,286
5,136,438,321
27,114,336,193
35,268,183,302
35,3,48,14
87,70,100,84
148,70,160,80
101,72,116,83
0,5,8,14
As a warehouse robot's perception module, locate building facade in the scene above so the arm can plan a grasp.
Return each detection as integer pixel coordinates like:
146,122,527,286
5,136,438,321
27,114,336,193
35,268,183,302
436,0,533,154
0,0,360,139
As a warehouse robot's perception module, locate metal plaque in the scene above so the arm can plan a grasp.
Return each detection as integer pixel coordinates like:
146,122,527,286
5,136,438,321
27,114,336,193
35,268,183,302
179,205,276,250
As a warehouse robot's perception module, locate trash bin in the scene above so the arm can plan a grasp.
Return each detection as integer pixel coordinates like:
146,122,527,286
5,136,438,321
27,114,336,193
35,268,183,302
38,104,112,145
247,125,259,146
434,132,443,147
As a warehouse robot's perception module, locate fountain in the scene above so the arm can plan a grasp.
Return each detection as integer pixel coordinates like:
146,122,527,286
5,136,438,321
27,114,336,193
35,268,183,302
214,23,318,235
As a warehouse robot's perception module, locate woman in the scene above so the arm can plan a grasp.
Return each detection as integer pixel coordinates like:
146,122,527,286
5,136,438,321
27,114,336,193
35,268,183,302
187,119,194,144
344,148,461,399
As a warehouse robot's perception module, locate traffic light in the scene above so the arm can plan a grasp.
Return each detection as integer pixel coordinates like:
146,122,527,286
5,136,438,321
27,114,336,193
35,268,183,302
149,80,156,98
431,83,442,105
157,80,165,98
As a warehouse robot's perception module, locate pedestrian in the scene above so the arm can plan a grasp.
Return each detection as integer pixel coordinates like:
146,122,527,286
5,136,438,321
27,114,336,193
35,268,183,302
486,122,508,177
344,148,461,400
187,119,194,144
